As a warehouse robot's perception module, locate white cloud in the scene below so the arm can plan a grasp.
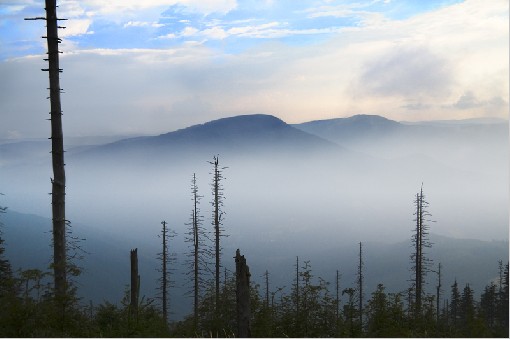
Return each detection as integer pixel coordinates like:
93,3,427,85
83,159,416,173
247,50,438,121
60,19,92,37
75,0,236,16
123,21,165,28
157,32,177,39
227,22,281,37
202,26,228,40
179,0,237,16
1,0,507,139
181,26,199,37
360,46,453,99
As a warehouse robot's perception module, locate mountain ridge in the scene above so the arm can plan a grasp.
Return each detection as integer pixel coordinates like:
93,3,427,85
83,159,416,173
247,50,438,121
69,113,342,165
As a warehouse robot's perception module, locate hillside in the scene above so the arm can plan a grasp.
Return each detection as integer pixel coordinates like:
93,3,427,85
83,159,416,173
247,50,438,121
71,114,340,165
292,114,402,141
2,209,508,321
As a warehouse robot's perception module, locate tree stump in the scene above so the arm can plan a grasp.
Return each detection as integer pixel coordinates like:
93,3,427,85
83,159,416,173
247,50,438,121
235,249,251,338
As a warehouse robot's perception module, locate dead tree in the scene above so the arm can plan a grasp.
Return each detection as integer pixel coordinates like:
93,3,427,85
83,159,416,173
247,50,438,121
335,270,341,334
25,0,68,301
264,270,270,308
357,242,364,332
410,184,433,317
436,263,442,324
161,222,168,323
235,249,251,338
157,221,176,324
130,248,139,320
185,173,209,329
295,256,300,324
209,156,227,310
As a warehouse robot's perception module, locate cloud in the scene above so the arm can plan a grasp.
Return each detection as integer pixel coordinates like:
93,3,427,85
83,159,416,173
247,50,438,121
400,102,432,111
181,26,199,37
202,26,228,40
78,0,237,16
1,0,508,139
450,91,508,111
179,0,237,16
123,21,165,28
453,91,482,110
59,19,93,37
359,46,454,99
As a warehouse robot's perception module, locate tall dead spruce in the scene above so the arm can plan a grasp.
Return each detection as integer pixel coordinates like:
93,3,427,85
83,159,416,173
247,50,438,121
185,173,208,329
209,156,227,310
411,185,433,317
26,0,68,301
158,221,176,325
130,248,140,321
357,242,364,331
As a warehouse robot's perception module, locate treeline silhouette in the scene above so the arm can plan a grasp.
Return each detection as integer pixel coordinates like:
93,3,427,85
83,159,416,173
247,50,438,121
0,176,508,337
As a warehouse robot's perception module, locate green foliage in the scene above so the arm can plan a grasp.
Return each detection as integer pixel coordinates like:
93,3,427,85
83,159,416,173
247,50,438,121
92,299,170,337
0,205,14,298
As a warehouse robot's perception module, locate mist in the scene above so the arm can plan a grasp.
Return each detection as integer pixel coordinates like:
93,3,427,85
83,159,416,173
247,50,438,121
1,114,508,320
2,115,507,246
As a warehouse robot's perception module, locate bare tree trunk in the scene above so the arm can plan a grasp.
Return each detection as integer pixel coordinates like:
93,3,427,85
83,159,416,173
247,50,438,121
130,248,139,320
193,180,199,328
161,221,168,324
45,0,67,301
264,270,269,308
436,263,442,324
415,192,422,314
358,242,364,332
209,156,226,311
184,173,203,329
336,270,340,335
295,256,299,322
213,157,220,309
411,184,433,320
235,249,251,338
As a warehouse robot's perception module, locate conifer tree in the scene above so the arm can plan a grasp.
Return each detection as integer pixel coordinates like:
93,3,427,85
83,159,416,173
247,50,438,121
294,256,300,331
335,270,341,335
157,221,176,325
435,263,442,324
357,241,364,332
184,173,208,330
342,287,357,336
480,282,497,330
449,279,461,330
496,262,509,332
0,203,13,297
459,284,475,336
208,156,227,310
410,185,433,317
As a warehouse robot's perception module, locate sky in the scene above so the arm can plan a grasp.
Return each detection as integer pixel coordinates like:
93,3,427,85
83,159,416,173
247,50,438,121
0,0,508,138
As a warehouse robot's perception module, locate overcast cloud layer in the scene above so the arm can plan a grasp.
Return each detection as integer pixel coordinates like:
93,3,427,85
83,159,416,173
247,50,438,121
0,0,508,138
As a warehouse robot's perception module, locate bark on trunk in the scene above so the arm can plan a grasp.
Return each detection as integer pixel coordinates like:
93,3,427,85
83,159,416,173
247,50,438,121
45,0,66,300
130,248,139,319
235,249,251,338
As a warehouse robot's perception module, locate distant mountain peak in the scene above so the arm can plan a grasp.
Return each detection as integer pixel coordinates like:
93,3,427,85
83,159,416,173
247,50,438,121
292,114,402,143
299,114,399,126
166,114,287,136
73,113,337,162
345,114,398,124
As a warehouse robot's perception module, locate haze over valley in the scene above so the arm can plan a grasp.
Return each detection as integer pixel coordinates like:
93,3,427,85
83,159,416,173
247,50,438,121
1,113,507,319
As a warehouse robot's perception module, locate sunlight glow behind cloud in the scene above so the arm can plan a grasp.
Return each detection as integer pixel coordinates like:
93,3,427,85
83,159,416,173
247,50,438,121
0,0,508,138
